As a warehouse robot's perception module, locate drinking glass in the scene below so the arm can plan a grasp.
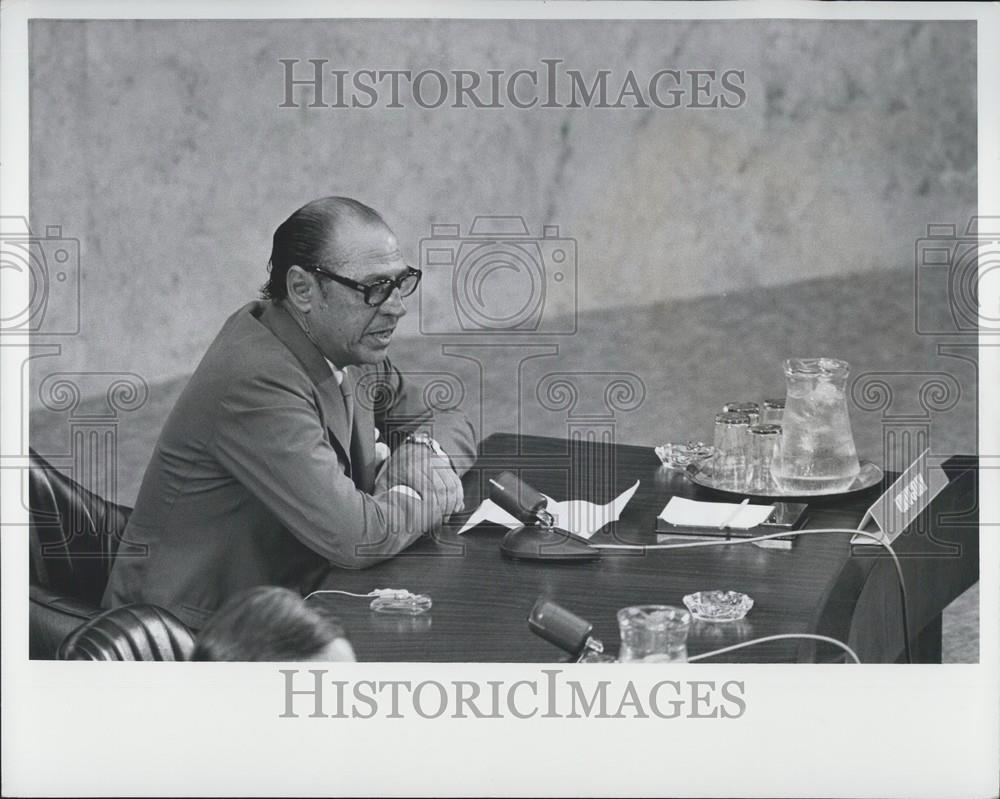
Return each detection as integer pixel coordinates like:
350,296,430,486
579,652,618,663
617,605,691,662
723,401,760,426
761,398,785,425
746,423,781,492
713,411,750,490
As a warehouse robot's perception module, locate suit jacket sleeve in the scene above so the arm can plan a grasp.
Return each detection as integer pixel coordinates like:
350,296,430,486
369,358,478,474
208,371,431,569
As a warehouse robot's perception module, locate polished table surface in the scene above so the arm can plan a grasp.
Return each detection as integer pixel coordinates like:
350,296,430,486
314,434,979,663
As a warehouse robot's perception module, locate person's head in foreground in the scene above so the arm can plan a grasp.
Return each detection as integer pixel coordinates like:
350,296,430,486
190,586,356,662
261,195,421,367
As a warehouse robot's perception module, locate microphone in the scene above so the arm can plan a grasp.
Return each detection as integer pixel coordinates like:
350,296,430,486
527,597,605,661
487,472,600,562
488,471,555,528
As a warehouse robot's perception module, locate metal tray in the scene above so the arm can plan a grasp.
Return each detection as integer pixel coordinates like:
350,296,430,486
685,460,884,500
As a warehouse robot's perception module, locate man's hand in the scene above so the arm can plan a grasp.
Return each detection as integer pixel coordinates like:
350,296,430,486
384,442,464,525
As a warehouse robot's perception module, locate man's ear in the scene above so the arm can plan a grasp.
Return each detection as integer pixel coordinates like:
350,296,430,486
285,266,315,311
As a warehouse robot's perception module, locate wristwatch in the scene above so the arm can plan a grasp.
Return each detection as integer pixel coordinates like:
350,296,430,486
405,432,447,458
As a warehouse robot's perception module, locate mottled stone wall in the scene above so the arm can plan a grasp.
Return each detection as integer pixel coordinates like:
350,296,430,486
28,19,975,394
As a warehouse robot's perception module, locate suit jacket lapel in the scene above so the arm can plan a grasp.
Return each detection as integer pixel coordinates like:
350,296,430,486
256,302,354,476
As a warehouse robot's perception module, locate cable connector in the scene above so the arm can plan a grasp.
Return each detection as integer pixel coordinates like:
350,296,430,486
303,586,432,615
371,588,418,600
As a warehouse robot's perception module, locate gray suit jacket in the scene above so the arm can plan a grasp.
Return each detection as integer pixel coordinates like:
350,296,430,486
102,301,477,628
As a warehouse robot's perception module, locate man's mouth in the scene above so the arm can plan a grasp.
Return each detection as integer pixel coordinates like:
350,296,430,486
367,327,395,345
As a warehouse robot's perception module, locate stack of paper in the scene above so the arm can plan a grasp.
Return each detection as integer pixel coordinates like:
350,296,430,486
458,481,640,539
658,496,775,530
655,496,795,549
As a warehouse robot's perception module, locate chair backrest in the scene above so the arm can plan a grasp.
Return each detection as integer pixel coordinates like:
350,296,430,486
58,604,196,661
28,448,132,606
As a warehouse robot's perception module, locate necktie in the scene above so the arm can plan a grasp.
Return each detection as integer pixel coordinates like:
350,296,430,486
339,368,355,434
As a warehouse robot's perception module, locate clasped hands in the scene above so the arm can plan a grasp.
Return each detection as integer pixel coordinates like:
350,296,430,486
382,441,464,529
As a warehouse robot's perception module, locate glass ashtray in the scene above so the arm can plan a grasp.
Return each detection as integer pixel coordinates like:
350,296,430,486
682,590,754,623
655,441,715,470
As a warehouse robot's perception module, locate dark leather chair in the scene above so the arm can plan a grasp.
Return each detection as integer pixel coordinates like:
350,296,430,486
28,448,133,658
29,587,104,661
58,604,195,661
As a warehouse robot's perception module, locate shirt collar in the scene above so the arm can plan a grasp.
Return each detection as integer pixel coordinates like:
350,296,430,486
324,358,344,386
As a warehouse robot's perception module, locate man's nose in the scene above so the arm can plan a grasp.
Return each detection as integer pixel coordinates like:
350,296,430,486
381,287,407,317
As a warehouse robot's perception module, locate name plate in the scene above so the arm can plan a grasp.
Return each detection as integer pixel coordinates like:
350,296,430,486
852,448,949,545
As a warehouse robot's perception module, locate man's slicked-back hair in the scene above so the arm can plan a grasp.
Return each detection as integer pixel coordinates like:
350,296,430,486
262,196,386,301
190,586,348,662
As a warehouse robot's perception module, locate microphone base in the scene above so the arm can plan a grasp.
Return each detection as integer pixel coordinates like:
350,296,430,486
500,525,600,562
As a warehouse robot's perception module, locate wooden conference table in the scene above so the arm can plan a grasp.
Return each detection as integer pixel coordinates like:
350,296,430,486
313,434,979,663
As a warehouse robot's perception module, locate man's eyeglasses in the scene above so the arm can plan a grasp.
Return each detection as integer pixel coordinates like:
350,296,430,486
302,264,422,307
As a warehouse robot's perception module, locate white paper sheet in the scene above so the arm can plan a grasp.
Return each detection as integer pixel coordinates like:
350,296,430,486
457,480,640,539
658,496,774,530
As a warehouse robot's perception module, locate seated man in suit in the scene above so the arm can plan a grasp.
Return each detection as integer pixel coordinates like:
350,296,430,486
103,197,476,629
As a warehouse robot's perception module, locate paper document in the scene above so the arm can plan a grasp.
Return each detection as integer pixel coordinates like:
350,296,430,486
458,481,640,539
658,496,774,530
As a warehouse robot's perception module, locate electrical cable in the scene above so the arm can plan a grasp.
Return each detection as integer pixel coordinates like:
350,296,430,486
686,633,861,664
303,588,417,601
592,526,912,664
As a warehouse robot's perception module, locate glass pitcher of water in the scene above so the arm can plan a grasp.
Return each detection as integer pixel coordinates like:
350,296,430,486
771,358,860,493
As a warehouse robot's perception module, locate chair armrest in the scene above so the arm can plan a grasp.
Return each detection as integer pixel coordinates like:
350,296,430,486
29,584,102,660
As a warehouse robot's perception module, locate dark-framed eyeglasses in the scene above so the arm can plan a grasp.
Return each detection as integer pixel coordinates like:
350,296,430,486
302,264,422,307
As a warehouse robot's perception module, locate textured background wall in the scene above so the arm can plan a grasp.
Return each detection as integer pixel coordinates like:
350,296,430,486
28,19,975,394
